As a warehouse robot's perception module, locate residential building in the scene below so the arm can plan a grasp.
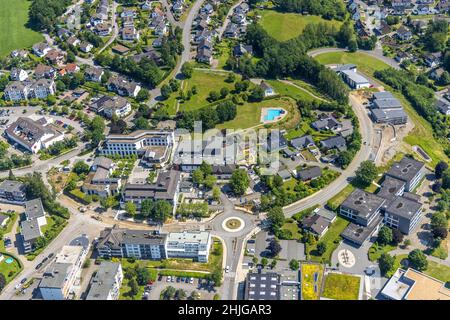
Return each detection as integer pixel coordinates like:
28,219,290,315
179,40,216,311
101,130,173,157
121,26,140,41
0,180,26,204
290,135,315,150
90,95,131,119
380,268,450,300
122,170,181,210
107,76,141,97
79,42,94,53
95,23,112,36
165,231,212,262
3,81,29,101
32,43,52,57
10,68,28,81
196,47,212,64
320,136,347,152
233,44,253,57
260,81,275,97
436,99,450,115
244,272,280,300
96,225,167,260
29,79,56,99
82,156,121,198
297,167,322,181
340,189,386,246
424,52,442,68
45,49,66,66
5,117,65,153
34,64,56,79
301,214,331,238
85,262,123,300
39,245,89,300
385,156,425,192
396,26,413,41
311,115,342,132
20,199,47,253
85,67,104,82
383,196,422,234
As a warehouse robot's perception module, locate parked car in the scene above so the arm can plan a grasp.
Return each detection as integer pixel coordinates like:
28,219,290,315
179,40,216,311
166,276,171,282
225,266,230,273
48,253,54,259
20,278,27,284
189,277,194,284
35,263,42,270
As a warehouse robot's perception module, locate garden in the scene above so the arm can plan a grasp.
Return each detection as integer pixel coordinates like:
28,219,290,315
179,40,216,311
301,263,324,300
0,253,22,284
321,273,361,300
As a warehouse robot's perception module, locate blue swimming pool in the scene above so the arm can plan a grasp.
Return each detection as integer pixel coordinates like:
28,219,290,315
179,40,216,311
264,109,283,121
5,257,14,264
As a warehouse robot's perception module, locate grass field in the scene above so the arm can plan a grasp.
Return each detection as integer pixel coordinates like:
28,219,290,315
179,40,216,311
257,10,342,42
301,263,324,300
164,70,236,115
266,80,318,103
216,97,298,130
425,260,450,283
0,253,22,283
280,221,302,240
0,0,43,57
321,273,361,300
314,51,449,166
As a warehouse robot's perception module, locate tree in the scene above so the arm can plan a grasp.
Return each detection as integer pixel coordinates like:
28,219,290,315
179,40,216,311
317,242,327,255
128,278,139,297
0,273,6,293
435,161,449,179
73,161,90,175
249,86,265,102
230,169,249,195
261,257,268,267
208,90,220,102
192,169,204,186
204,175,217,189
267,206,285,230
212,186,220,201
355,161,378,187
270,259,277,269
140,199,155,217
220,87,229,98
161,84,172,99
431,211,447,230
210,268,222,286
153,200,173,222
289,259,299,270
181,62,193,78
392,229,404,245
268,238,282,257
408,249,428,271
348,38,358,52
377,226,393,245
378,253,395,276
403,239,411,248
136,267,151,285
175,289,187,300
136,88,150,102
189,290,200,300
432,226,448,239
125,202,136,216
443,169,450,189
161,286,176,300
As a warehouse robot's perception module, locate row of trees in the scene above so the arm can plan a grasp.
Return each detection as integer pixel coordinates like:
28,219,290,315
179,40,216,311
271,0,347,21
28,0,72,31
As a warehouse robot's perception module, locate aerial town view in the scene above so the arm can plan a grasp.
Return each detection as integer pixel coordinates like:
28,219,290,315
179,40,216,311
0,0,449,304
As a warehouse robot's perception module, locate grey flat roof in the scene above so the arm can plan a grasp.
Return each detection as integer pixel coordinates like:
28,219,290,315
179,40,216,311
341,189,386,218
371,108,407,121
245,272,280,300
98,225,167,249
86,261,121,300
341,70,369,84
21,219,41,241
0,180,25,193
25,198,45,220
386,156,424,185
297,167,322,181
377,176,405,200
39,262,72,289
385,196,422,220
373,91,395,100
341,214,383,245
373,98,402,109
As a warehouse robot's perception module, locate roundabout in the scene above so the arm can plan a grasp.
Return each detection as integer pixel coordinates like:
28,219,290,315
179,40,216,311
222,217,245,233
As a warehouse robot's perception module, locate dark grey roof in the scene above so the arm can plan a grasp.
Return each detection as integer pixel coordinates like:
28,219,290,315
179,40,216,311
123,170,180,201
93,156,113,170
245,272,280,300
25,199,45,220
5,117,58,148
320,136,347,150
0,180,25,193
301,214,330,235
86,261,121,300
371,108,408,122
385,196,422,220
386,156,425,185
377,176,405,200
39,262,71,289
290,135,314,150
21,219,41,241
212,164,236,175
341,214,383,246
297,167,322,181
373,98,402,109
97,225,167,250
436,99,450,114
341,188,386,218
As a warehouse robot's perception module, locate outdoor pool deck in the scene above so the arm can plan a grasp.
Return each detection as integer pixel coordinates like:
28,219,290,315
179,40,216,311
260,108,288,124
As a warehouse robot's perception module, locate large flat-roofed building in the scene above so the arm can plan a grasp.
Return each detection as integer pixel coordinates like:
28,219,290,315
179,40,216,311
380,268,450,300
96,225,167,260
85,261,123,300
370,108,408,125
385,156,425,192
244,272,280,300
5,117,65,153
165,231,212,262
0,180,26,204
384,196,422,234
39,245,89,300
122,170,180,211
101,130,173,156
340,69,370,89
340,189,386,246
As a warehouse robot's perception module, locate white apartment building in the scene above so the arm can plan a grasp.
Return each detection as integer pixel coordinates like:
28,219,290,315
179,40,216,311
165,231,212,262
85,262,123,300
4,81,29,101
101,130,174,156
39,245,89,300
30,79,56,99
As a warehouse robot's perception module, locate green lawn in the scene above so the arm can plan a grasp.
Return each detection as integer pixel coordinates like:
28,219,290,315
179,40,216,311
0,253,22,283
257,10,342,42
163,69,236,115
216,97,297,130
280,221,302,240
266,80,318,102
425,260,450,283
368,242,397,262
301,263,324,300
314,51,390,78
308,217,350,263
321,273,361,300
326,184,355,211
0,0,43,57
314,51,449,165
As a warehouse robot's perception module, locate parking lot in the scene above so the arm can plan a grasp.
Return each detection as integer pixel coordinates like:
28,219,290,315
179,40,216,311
146,275,217,300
